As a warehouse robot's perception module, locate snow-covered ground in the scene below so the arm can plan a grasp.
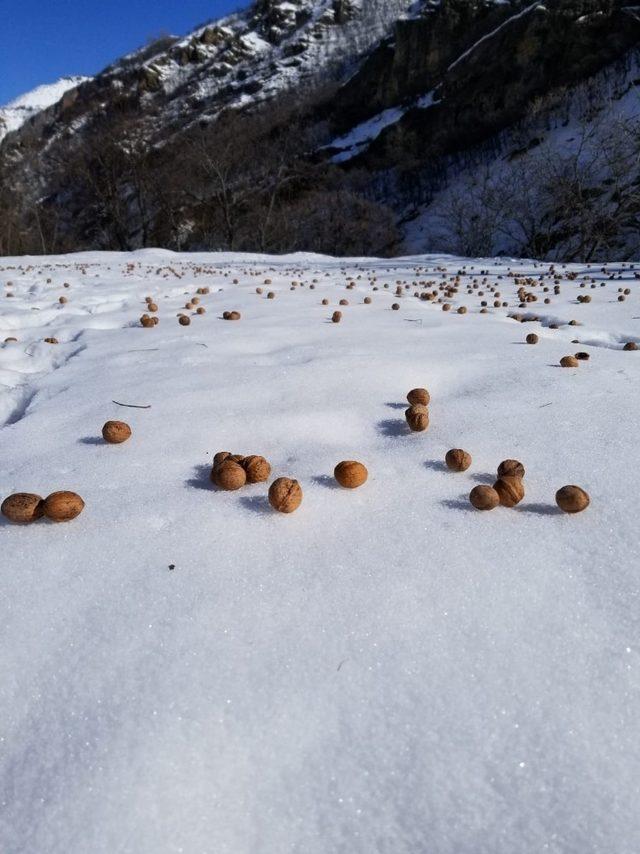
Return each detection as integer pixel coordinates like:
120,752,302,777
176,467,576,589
1,249,639,854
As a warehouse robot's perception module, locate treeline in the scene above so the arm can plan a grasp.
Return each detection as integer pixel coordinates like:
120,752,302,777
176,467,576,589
0,92,399,258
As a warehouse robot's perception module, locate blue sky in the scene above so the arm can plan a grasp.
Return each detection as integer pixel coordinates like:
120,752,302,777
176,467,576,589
1,0,245,104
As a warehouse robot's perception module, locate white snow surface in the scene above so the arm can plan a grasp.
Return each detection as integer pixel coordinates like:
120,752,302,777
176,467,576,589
0,77,88,141
1,249,640,853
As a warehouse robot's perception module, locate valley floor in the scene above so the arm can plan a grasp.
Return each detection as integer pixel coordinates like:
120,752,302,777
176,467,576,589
1,249,639,854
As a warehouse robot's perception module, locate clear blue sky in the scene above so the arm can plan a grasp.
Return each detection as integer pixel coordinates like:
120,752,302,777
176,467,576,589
1,0,245,104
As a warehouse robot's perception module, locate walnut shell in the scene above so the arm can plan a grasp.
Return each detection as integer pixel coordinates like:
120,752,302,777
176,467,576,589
268,478,303,513
43,491,85,522
623,342,638,351
560,355,579,367
405,404,429,432
212,461,246,491
1,493,44,524
213,451,231,467
178,315,191,326
493,476,525,507
497,459,525,479
334,461,368,489
407,388,430,406
556,485,590,514
242,455,272,484
445,449,472,472
469,485,500,511
332,311,342,323
526,333,539,344
102,420,132,444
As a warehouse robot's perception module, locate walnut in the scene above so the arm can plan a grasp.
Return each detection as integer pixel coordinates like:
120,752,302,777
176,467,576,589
268,478,303,513
334,461,368,489
469,485,500,511
493,476,525,507
1,493,44,524
42,491,85,522
445,449,472,472
555,485,590,514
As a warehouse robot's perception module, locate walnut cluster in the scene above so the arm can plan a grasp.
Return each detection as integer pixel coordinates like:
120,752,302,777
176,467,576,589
211,452,272,490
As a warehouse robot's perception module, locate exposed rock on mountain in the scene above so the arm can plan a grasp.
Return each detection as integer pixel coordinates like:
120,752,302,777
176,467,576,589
0,77,88,142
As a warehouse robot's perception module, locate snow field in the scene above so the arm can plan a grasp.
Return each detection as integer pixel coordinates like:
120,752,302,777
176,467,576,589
1,250,639,854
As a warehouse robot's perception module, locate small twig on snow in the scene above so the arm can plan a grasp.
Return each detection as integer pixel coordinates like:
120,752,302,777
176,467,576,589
112,400,152,409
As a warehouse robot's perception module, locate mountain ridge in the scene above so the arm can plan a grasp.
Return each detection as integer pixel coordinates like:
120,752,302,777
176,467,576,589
1,0,639,260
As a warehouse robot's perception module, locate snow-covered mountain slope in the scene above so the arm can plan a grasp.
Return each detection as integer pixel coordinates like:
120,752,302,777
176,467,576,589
1,250,640,853
1,0,639,260
0,77,89,142
401,52,640,259
41,0,415,145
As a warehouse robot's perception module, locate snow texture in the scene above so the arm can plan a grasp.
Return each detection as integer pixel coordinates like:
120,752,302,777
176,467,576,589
1,249,640,854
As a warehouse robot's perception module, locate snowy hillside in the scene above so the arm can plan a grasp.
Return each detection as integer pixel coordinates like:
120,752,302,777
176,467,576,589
67,0,416,140
0,77,88,141
1,0,639,259
401,53,640,259
1,250,639,853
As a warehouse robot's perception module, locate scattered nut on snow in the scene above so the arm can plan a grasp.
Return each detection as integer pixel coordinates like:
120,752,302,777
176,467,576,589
212,461,246,491
334,461,368,489
42,492,85,523
102,421,132,444
405,404,429,432
407,388,430,406
445,449,472,472
556,485,590,514
1,493,45,524
241,455,272,484
497,459,525,479
268,478,303,513
493,476,525,507
469,485,500,511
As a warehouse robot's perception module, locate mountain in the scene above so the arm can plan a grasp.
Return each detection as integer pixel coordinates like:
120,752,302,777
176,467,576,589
1,0,639,260
0,77,89,142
